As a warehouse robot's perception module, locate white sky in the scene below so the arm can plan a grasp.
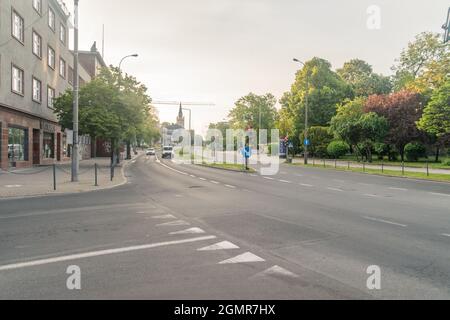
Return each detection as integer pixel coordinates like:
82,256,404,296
65,0,449,135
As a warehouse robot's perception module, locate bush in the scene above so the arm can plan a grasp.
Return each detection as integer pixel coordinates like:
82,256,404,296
404,142,427,162
374,143,389,160
327,141,349,159
444,159,450,166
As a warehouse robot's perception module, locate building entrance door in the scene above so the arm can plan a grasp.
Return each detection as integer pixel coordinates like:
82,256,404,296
32,129,40,165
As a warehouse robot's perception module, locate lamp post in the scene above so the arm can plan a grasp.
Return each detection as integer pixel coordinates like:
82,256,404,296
118,54,138,160
293,58,310,165
71,0,79,182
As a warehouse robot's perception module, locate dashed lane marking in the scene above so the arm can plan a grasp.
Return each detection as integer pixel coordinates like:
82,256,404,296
441,234,450,238
429,192,450,197
225,184,236,189
279,180,292,183
299,183,313,187
199,177,207,181
210,180,220,184
152,214,176,219
169,227,206,235
263,177,274,180
197,241,240,251
0,236,217,272
389,187,408,191
327,187,343,192
218,252,265,264
363,194,380,198
362,216,407,228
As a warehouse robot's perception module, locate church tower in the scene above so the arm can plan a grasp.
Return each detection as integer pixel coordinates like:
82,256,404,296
176,103,185,128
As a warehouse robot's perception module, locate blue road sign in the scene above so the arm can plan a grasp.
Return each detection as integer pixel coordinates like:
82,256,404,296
304,139,310,146
241,146,252,159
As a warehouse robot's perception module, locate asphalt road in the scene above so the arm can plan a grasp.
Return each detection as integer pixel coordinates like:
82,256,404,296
0,154,449,299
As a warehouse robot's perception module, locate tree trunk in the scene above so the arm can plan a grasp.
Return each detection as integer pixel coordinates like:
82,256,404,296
126,140,132,160
435,146,440,163
110,139,115,166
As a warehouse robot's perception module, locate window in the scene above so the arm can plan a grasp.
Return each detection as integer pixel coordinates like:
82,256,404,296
43,132,55,159
32,31,42,58
11,65,24,95
59,58,66,78
32,77,42,103
48,46,55,69
12,10,24,43
48,7,55,30
47,86,55,108
60,24,66,44
68,66,74,85
33,0,42,14
8,127,28,163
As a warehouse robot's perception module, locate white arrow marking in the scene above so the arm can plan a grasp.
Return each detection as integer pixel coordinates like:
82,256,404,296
218,252,265,264
152,214,176,219
157,220,190,227
257,265,299,278
170,227,206,235
197,241,239,251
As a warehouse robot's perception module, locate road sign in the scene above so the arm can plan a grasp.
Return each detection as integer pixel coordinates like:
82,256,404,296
288,142,294,148
444,7,450,43
241,146,252,159
304,139,310,146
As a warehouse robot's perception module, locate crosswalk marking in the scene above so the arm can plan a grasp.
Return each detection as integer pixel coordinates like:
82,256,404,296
218,252,265,264
197,241,239,251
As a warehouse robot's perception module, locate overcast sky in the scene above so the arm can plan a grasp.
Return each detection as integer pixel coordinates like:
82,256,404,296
65,0,449,135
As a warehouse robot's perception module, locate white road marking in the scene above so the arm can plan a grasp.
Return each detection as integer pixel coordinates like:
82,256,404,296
279,180,292,183
0,236,217,272
389,187,408,191
197,241,239,251
363,194,380,198
225,184,236,189
263,177,274,180
210,180,220,184
362,216,407,228
156,160,188,176
218,252,265,264
4,185,23,188
429,192,450,197
300,183,313,187
156,220,190,227
441,234,450,238
152,214,176,219
169,227,206,235
327,187,343,192
190,175,196,178
199,177,207,181
250,174,258,177
257,265,299,278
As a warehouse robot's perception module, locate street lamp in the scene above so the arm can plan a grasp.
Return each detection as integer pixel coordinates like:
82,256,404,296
118,54,138,160
293,58,310,165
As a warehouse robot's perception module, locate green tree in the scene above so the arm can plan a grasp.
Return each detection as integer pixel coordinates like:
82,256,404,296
299,126,333,158
279,57,352,151
392,32,449,96
337,59,392,97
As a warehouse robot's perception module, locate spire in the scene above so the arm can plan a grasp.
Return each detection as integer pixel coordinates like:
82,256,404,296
176,103,185,128
178,103,183,117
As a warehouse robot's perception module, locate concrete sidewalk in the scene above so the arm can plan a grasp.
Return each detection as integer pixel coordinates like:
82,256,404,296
0,153,140,199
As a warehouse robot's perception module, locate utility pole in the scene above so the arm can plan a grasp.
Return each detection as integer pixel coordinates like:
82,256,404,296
293,58,310,165
71,0,79,182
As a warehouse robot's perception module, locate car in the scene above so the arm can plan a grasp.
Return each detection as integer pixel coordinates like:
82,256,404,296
162,146,174,159
146,148,155,156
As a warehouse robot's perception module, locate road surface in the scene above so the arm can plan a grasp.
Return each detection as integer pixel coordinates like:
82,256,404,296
1,154,449,299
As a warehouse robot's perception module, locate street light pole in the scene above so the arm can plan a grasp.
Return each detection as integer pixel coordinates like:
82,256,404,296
118,54,138,160
293,58,310,165
71,0,79,182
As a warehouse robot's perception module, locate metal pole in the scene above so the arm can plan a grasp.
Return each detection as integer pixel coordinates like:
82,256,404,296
71,0,80,182
426,161,429,176
304,79,309,165
402,161,405,175
382,162,384,173
53,164,56,191
95,163,98,186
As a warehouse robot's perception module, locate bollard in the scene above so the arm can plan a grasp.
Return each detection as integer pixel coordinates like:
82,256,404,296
335,159,337,169
95,163,98,186
110,165,114,181
363,161,365,172
323,159,326,168
53,164,56,191
381,162,384,173
402,161,405,175
426,161,429,177
348,161,350,170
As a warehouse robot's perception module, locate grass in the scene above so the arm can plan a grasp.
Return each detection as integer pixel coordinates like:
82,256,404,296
339,155,450,170
200,162,256,173
290,162,450,183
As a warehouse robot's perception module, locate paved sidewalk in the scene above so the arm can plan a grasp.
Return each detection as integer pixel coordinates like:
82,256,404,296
0,153,141,199
291,158,450,175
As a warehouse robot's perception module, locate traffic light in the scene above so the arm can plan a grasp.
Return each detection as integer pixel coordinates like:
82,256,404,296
444,7,450,44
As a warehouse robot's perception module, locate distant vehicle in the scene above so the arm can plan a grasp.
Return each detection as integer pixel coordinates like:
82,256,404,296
162,146,174,159
146,148,156,156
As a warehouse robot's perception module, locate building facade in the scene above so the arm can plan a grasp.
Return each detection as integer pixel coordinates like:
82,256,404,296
0,0,94,170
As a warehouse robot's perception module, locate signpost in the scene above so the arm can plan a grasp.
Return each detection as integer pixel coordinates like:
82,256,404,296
241,145,252,171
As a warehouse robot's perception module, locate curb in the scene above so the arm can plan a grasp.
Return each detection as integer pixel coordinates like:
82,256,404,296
195,163,256,174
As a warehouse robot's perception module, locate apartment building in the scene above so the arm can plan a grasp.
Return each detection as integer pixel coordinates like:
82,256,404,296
0,0,95,170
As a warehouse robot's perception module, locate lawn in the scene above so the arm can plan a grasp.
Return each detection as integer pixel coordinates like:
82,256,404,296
339,155,450,170
200,162,256,173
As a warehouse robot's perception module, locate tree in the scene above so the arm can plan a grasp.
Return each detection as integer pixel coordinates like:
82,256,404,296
392,32,450,96
279,57,352,151
330,97,388,161
54,66,158,161
327,141,349,159
299,126,333,158
228,92,278,135
208,121,230,148
417,79,450,161
337,59,392,97
364,90,425,161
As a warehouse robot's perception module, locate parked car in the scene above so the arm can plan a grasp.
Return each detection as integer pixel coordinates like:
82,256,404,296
162,146,174,159
146,148,156,156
